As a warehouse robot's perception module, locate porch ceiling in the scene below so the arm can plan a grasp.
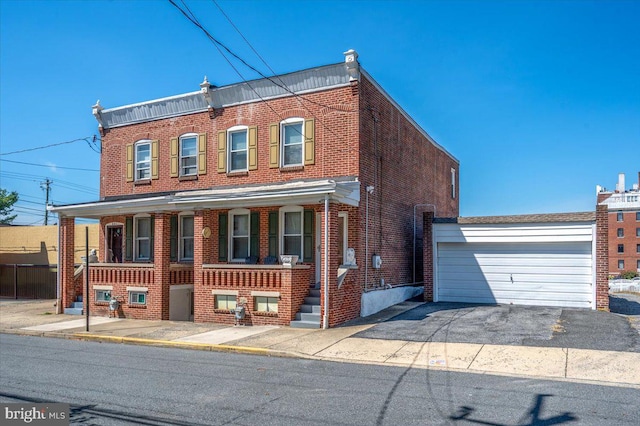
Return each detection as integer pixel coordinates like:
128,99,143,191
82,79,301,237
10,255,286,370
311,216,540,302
48,178,360,218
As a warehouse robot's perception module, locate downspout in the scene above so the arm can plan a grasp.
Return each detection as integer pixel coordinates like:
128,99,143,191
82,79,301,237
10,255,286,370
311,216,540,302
323,194,329,329
413,204,436,284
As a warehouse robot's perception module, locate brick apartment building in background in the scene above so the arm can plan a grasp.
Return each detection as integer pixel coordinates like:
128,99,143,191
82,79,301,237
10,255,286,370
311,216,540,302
50,50,459,328
597,172,640,274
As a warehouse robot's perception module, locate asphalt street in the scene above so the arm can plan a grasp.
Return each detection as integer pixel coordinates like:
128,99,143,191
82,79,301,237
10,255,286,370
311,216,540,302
1,334,639,426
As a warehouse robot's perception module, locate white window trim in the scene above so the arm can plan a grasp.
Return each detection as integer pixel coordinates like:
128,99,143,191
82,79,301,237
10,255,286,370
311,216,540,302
179,211,195,261
227,125,248,173
279,205,304,258
127,286,148,305
134,140,151,181
134,214,151,261
338,212,348,264
229,208,251,262
212,289,239,296
93,285,113,291
251,291,280,298
179,133,198,177
280,117,304,167
451,168,456,199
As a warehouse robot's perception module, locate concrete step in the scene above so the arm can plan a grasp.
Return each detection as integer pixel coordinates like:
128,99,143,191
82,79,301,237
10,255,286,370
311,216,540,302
298,304,321,314
290,319,321,329
304,296,320,305
295,312,321,322
64,307,83,315
309,289,321,298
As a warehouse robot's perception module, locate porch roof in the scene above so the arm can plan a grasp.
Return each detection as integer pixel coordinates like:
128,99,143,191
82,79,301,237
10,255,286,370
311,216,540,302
48,178,360,218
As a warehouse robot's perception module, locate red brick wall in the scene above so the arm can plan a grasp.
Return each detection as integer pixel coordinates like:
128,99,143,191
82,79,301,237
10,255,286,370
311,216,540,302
99,86,360,199
80,74,459,326
596,204,610,311
356,76,459,287
607,209,640,274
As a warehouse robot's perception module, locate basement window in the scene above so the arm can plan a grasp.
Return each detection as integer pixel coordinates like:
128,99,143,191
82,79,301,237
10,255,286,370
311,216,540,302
254,296,278,313
128,291,147,306
95,290,111,302
215,295,237,310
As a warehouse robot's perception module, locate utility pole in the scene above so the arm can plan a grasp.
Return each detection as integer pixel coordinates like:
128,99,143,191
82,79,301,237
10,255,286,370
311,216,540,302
41,178,51,225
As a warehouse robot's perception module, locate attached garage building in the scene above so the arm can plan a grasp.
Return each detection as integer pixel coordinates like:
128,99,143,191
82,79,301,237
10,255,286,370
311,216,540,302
424,211,609,311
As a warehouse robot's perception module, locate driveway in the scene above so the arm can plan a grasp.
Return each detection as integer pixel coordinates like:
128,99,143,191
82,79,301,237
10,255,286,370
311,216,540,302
354,295,640,352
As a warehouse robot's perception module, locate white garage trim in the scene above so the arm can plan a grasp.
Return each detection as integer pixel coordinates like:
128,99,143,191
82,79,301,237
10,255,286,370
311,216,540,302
433,220,596,309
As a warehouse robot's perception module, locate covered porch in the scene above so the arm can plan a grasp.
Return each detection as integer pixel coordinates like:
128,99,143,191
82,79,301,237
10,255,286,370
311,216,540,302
50,178,360,328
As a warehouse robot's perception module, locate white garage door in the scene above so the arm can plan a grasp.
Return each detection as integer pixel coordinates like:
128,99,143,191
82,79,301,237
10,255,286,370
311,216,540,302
436,242,593,308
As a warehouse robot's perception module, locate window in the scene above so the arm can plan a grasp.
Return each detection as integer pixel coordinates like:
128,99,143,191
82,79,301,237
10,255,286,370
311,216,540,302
281,119,303,167
129,291,146,305
255,296,278,313
180,215,194,261
637,244,640,253
617,212,624,222
637,228,640,237
229,209,250,261
617,228,624,238
135,216,151,261
135,141,151,180
618,260,625,270
95,290,111,302
451,168,456,199
281,206,303,257
637,260,640,270
338,212,348,264
636,212,640,221
215,295,237,310
180,134,197,176
618,244,624,253
228,126,247,172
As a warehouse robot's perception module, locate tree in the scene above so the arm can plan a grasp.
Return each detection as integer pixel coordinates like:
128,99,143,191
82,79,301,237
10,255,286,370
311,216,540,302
0,189,19,224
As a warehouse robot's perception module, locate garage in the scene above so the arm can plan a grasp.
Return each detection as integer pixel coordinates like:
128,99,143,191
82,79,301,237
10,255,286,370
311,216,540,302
432,213,597,309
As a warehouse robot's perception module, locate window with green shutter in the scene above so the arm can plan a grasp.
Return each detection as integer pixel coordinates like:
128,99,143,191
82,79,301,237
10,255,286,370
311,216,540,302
218,212,228,262
268,211,278,257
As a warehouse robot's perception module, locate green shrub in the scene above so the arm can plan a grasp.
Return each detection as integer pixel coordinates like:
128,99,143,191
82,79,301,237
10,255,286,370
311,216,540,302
620,270,639,280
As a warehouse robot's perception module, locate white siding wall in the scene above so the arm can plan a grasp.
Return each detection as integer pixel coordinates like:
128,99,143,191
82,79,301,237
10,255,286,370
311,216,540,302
433,222,596,309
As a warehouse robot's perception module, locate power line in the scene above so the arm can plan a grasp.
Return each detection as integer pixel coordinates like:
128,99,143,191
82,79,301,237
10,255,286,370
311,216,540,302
0,159,99,172
170,0,351,141
0,137,99,156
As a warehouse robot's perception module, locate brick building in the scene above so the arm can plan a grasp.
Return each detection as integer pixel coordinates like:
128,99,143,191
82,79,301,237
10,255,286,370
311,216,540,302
597,172,640,274
50,50,459,328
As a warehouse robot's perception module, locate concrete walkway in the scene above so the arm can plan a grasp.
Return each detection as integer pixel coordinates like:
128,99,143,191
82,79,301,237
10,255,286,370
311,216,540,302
1,299,639,388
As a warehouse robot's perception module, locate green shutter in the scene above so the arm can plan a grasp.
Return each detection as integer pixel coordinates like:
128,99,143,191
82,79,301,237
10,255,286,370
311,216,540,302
303,210,314,263
149,215,155,261
125,217,133,261
250,212,260,258
268,211,278,257
218,213,228,262
170,215,178,261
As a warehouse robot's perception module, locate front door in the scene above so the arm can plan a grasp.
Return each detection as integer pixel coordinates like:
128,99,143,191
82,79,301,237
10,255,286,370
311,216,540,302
106,225,123,263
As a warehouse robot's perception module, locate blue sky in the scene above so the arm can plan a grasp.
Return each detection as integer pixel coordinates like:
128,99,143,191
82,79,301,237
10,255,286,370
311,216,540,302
1,0,638,225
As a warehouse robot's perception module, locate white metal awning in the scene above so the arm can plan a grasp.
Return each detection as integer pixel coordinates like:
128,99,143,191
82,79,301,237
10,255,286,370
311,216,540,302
48,178,360,218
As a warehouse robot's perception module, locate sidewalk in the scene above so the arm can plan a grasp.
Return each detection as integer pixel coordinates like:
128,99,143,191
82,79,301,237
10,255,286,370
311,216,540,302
1,299,639,388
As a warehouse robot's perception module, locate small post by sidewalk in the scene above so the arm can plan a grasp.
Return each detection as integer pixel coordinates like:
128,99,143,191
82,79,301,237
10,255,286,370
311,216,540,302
85,227,90,332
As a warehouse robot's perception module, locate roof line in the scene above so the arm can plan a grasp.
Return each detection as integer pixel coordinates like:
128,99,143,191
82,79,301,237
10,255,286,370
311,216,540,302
360,69,459,164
